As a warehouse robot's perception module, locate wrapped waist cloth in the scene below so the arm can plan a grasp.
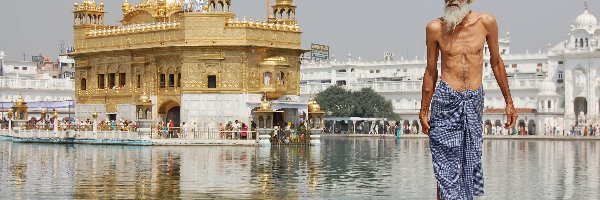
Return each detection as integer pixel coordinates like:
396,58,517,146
429,81,485,200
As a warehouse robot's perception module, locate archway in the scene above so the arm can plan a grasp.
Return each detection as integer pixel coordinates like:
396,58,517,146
159,100,181,127
485,120,492,135
574,97,588,116
412,120,420,134
527,119,536,135
518,119,526,135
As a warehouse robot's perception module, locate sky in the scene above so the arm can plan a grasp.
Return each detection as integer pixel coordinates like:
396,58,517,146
0,0,596,61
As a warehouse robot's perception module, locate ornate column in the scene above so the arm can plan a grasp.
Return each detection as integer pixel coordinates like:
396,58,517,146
307,98,324,145
7,112,12,135
254,97,275,146
11,96,28,132
53,110,59,134
564,69,576,128
136,92,153,140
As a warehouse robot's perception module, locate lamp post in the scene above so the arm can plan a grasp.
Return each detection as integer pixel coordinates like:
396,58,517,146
92,111,98,132
7,112,12,134
41,108,47,130
53,110,59,133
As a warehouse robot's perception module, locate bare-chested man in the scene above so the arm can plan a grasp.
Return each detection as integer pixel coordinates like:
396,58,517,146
419,0,517,199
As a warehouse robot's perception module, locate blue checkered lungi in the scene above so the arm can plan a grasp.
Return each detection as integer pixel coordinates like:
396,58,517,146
429,81,485,200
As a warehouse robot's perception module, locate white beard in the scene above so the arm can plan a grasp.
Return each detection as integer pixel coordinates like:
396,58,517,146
443,3,471,32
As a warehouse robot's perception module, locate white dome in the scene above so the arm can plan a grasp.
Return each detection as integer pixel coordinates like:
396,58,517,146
575,9,597,28
538,79,557,95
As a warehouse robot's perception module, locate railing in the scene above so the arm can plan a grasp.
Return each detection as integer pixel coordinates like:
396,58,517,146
0,127,259,142
160,130,258,141
16,124,138,132
0,77,75,90
1,129,142,140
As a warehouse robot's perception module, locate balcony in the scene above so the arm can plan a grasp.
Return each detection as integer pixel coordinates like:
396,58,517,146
260,84,288,100
0,77,75,90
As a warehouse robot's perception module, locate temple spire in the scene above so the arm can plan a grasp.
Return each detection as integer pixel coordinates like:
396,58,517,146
585,0,589,10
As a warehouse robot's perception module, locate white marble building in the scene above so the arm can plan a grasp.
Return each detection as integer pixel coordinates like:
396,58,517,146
300,5,600,135
0,51,75,119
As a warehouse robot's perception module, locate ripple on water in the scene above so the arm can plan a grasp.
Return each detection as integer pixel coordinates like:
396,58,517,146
0,138,599,199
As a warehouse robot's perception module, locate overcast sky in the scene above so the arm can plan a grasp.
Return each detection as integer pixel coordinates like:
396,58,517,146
0,0,596,61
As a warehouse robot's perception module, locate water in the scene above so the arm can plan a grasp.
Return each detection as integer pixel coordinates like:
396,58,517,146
1,137,599,199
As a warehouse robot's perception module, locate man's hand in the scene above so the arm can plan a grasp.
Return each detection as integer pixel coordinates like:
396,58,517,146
419,111,431,135
504,103,517,129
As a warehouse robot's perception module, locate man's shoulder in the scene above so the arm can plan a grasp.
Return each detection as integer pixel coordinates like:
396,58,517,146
472,11,497,26
426,19,443,33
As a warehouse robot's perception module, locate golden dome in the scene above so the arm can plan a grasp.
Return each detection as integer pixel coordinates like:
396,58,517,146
15,96,25,106
276,0,294,6
264,56,287,62
307,98,321,113
260,99,272,111
92,111,98,119
261,56,289,66
41,108,47,114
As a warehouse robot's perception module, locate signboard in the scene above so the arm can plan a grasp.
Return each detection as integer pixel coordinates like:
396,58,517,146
310,43,330,61
32,56,43,63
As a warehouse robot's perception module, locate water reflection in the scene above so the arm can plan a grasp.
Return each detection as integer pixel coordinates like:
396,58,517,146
0,138,599,199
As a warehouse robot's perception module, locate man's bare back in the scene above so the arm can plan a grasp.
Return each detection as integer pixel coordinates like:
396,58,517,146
428,11,490,91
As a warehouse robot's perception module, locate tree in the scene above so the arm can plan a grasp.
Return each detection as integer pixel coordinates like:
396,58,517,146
315,86,399,120
314,85,356,117
352,88,399,120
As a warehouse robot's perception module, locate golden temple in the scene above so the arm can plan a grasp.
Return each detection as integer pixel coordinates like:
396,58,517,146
71,0,304,126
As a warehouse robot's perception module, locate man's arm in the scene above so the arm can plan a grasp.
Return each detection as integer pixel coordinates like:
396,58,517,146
483,15,517,128
419,21,441,135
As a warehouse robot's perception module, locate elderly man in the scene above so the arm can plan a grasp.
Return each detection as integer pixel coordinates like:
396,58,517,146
419,0,518,199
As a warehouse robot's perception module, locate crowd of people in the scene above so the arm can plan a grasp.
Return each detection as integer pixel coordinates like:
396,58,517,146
568,125,598,136
0,116,138,132
353,121,416,135
271,121,309,144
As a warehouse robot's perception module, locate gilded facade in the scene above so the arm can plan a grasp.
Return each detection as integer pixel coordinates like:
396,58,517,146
71,0,304,127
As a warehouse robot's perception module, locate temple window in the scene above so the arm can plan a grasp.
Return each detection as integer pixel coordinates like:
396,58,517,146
108,73,116,89
160,74,166,88
169,74,175,87
178,73,182,88
208,75,217,88
81,78,87,90
119,73,126,88
263,72,272,85
136,75,141,88
279,72,285,85
98,74,105,89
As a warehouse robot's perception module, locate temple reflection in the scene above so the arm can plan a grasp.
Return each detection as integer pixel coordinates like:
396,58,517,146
0,139,598,199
